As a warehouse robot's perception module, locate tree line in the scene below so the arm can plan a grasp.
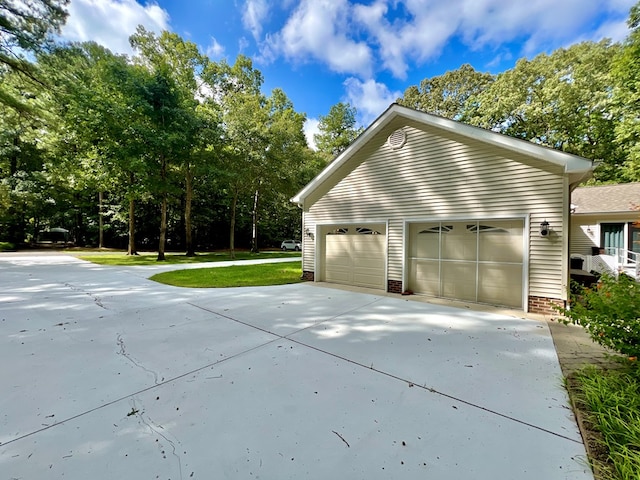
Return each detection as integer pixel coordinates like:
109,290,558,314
2,1,640,257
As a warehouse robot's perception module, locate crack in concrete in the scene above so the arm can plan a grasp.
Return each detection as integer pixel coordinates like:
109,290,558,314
117,334,161,385
130,398,184,480
64,283,106,309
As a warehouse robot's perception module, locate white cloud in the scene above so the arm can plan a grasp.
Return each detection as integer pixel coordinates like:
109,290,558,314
206,37,225,59
353,0,458,79
343,78,401,127
263,0,373,77
60,0,170,55
303,118,320,150
591,18,632,43
263,0,636,81
242,0,269,41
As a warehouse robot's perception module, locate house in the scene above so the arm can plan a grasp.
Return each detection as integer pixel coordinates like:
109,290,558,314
571,183,640,255
292,104,594,314
570,183,640,277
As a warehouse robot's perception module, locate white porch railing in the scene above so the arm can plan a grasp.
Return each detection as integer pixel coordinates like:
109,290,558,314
572,248,640,280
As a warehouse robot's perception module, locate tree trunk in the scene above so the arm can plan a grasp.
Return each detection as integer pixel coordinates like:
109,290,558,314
75,193,84,247
157,193,167,261
251,188,259,253
157,153,167,262
127,172,137,255
127,196,137,255
185,163,195,256
98,191,104,249
229,186,238,260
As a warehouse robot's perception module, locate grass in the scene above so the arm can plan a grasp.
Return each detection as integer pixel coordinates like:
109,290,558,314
571,363,640,479
0,242,16,251
77,250,300,266
150,260,303,288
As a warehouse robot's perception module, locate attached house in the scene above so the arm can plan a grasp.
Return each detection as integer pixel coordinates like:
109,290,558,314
571,182,640,256
570,183,640,277
292,104,594,314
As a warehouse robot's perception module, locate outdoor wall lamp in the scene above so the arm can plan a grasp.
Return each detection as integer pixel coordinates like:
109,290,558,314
540,220,551,237
305,228,314,240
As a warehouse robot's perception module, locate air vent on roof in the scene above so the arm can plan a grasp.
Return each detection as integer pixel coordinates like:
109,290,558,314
387,129,407,150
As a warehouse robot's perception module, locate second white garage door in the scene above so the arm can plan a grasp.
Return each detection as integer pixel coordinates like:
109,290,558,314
324,224,386,290
408,220,524,308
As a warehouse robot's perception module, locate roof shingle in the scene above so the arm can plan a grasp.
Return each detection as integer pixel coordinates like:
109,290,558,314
571,183,640,214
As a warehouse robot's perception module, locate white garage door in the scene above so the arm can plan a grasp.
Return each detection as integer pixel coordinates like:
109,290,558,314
324,225,386,290
408,220,524,308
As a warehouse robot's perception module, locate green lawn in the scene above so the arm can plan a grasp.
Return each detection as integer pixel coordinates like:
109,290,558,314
149,261,303,288
0,242,16,251
78,250,300,266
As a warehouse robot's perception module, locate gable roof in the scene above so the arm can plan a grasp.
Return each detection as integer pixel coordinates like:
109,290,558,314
292,103,594,205
571,183,640,214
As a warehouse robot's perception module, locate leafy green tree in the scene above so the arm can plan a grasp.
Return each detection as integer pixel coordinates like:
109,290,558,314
252,88,308,251
203,54,267,258
0,72,48,243
398,63,494,120
130,26,216,259
469,40,623,182
612,1,640,181
313,102,363,158
0,0,69,110
40,42,157,253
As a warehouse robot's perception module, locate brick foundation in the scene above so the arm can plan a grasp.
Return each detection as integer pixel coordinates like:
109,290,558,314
302,271,315,281
387,279,403,294
528,296,565,315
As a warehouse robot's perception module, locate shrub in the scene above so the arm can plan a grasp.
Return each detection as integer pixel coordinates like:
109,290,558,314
556,273,640,358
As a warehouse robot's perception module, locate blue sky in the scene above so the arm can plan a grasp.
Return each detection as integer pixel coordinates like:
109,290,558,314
58,0,636,147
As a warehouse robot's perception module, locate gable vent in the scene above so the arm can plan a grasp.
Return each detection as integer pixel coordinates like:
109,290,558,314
387,129,407,150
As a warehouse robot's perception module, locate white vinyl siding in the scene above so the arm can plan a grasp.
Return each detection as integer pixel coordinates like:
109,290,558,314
570,215,601,256
570,214,640,256
302,121,567,301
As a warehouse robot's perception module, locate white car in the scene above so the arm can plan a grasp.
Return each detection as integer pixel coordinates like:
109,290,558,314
281,239,301,251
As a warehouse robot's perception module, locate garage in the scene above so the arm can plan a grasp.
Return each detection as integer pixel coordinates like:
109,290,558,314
293,104,595,313
323,224,386,290
408,220,524,308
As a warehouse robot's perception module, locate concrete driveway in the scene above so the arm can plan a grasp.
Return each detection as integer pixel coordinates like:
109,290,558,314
0,255,593,479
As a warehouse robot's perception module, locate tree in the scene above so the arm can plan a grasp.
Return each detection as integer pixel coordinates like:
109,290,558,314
0,70,48,244
130,26,215,259
251,88,308,252
612,1,640,181
203,55,267,258
469,41,623,182
398,63,494,120
0,0,69,111
313,102,363,158
39,42,158,253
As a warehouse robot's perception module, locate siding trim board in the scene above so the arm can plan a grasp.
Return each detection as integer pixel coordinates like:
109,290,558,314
294,104,594,312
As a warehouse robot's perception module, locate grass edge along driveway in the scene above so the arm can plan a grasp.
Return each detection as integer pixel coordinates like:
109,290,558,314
149,260,303,287
77,251,300,266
